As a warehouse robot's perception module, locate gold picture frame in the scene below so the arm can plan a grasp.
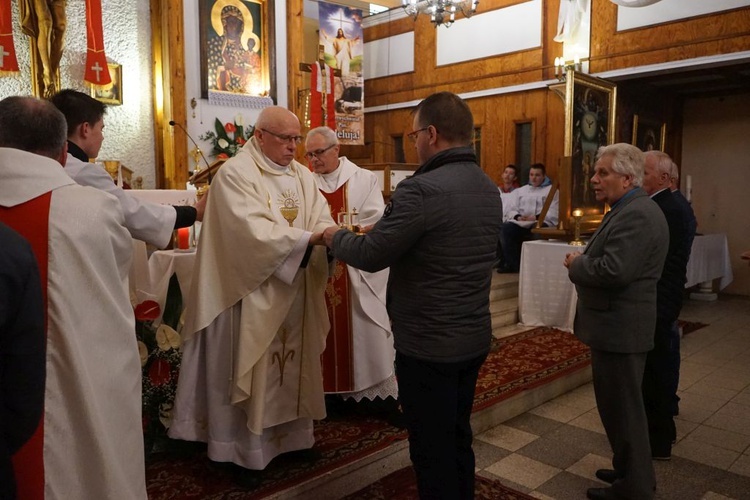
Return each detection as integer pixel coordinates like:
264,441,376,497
632,115,666,152
90,63,122,105
198,0,276,100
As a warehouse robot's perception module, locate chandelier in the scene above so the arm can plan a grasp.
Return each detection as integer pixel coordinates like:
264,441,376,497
402,0,479,28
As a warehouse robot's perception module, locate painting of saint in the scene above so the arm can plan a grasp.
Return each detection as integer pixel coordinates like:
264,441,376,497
201,0,266,97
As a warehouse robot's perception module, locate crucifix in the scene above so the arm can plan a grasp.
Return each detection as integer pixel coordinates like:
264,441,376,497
299,41,341,129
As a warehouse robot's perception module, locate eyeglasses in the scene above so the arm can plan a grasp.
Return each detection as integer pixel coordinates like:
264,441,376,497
407,126,430,143
260,128,303,145
304,143,337,160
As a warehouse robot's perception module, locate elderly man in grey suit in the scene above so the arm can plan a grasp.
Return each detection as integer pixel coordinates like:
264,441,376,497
564,143,668,500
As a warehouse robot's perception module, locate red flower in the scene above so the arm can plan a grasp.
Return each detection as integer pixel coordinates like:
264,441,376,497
224,122,236,133
236,136,246,145
148,358,172,386
134,300,160,321
217,153,229,159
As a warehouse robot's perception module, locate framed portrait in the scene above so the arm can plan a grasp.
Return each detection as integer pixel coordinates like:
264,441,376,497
632,115,666,152
199,0,275,100
90,64,122,105
562,69,617,226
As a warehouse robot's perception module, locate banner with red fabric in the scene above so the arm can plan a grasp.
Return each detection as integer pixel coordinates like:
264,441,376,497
0,0,20,74
319,186,355,392
84,0,112,87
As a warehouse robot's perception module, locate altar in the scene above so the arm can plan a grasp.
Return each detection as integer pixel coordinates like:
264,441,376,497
518,234,734,331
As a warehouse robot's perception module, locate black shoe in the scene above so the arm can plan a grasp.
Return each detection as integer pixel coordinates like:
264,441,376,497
651,442,672,461
587,487,613,500
595,469,619,484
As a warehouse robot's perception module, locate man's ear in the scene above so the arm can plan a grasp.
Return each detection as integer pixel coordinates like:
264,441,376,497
57,141,68,167
79,121,91,138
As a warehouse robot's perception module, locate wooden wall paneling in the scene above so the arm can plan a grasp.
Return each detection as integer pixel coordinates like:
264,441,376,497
150,0,188,189
590,3,750,73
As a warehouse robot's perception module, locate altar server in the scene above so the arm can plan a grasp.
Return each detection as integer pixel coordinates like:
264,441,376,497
50,89,204,248
305,126,396,400
169,107,334,471
0,96,146,498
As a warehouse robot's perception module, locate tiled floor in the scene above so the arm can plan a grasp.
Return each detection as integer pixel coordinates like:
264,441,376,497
475,295,750,499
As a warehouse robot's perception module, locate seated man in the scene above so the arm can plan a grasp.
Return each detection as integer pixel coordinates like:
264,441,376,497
304,127,397,405
498,163,559,273
495,164,518,270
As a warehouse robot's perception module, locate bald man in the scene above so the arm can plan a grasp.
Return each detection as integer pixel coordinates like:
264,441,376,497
169,107,334,475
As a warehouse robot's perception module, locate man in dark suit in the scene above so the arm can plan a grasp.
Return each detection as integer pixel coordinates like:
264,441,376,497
642,151,693,460
0,222,45,500
565,143,668,500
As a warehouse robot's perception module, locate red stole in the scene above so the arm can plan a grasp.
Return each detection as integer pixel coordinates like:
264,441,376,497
0,0,19,74
84,0,112,87
310,62,335,130
319,184,354,392
0,193,52,500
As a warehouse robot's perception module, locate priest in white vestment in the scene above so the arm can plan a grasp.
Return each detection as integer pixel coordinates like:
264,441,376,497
169,107,334,470
304,127,396,401
0,97,146,498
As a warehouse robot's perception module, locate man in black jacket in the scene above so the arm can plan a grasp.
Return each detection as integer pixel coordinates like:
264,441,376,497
0,223,45,500
641,150,693,460
320,92,503,499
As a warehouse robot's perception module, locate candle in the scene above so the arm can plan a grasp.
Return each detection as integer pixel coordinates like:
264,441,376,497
177,227,190,250
686,175,692,202
572,208,583,218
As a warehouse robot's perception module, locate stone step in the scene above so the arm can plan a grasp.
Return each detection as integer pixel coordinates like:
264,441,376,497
490,273,519,301
490,297,519,329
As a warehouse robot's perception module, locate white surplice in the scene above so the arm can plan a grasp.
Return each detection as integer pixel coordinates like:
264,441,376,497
169,137,334,470
314,158,396,400
0,148,145,499
65,153,176,248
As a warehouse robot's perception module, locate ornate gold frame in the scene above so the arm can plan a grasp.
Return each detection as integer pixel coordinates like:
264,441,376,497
632,114,666,152
90,64,123,105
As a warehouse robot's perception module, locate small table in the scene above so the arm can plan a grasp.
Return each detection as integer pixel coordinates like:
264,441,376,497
686,234,733,300
518,240,581,332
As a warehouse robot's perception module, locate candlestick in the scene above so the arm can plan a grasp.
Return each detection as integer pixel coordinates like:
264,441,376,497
570,209,585,246
177,227,190,250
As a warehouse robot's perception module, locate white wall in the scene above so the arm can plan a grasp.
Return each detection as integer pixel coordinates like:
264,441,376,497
681,93,750,296
0,1,157,187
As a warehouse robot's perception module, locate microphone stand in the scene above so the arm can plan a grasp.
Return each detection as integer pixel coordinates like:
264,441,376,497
169,120,213,185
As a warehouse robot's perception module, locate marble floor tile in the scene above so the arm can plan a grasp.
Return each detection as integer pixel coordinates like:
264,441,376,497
528,400,589,423
684,424,750,453
672,438,740,470
483,453,561,490
568,408,606,435
476,424,538,452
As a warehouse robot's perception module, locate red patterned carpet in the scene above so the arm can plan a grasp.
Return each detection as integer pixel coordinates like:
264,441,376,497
343,465,537,500
146,327,590,499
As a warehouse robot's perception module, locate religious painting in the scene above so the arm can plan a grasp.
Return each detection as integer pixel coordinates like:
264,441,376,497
90,64,122,106
317,1,364,145
632,115,666,152
562,69,616,220
199,0,275,102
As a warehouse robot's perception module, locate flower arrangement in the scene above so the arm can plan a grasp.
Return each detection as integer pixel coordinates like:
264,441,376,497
133,275,184,455
199,115,254,159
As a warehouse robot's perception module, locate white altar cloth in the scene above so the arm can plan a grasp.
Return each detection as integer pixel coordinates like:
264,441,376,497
518,233,733,332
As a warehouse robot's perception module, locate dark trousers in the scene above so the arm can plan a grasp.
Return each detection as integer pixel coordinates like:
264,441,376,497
499,222,539,272
395,351,487,500
643,319,679,453
668,320,681,416
591,349,655,499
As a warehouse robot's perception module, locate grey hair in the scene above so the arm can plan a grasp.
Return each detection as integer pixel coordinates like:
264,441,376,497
596,143,645,187
669,161,679,182
305,126,338,148
0,96,67,159
644,150,673,176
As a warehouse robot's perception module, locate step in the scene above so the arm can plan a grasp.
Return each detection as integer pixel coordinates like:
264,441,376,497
491,297,519,329
490,272,519,301
283,367,593,499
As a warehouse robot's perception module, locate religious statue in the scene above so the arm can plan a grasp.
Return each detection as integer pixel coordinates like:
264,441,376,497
19,0,67,98
206,2,262,94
